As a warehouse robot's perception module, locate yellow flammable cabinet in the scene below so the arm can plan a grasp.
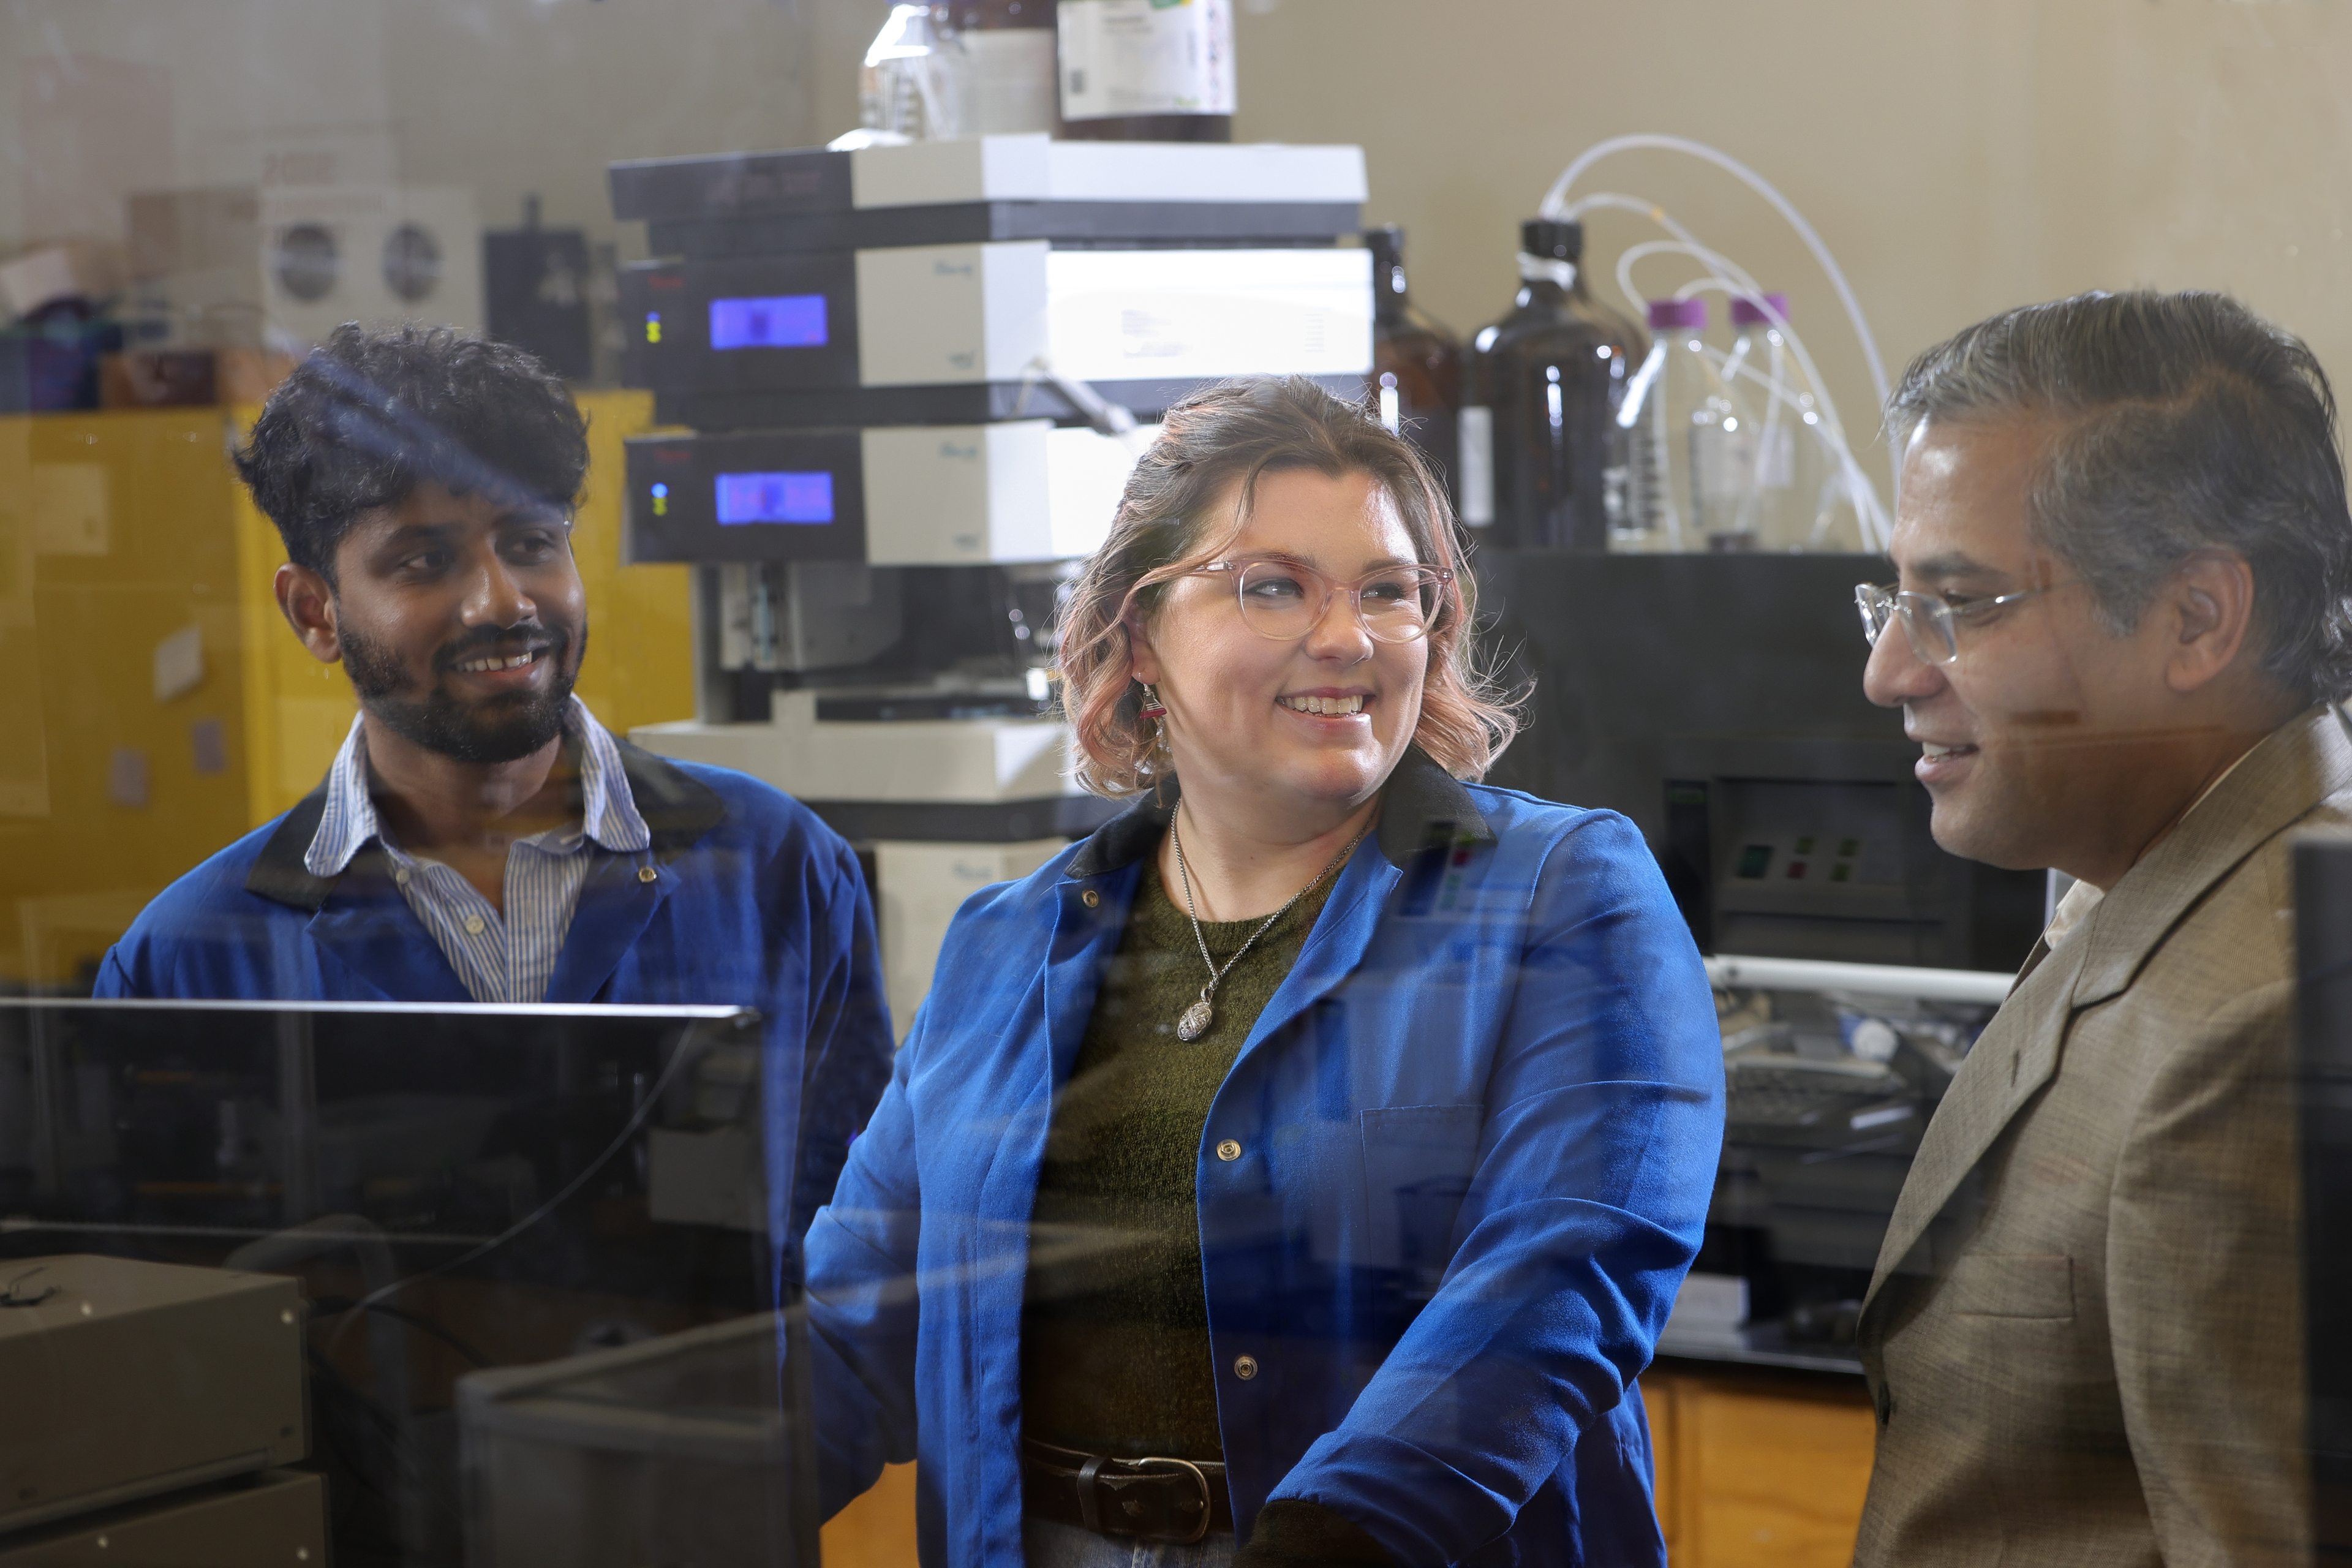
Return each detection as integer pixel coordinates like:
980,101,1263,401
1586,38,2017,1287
0,391,695,990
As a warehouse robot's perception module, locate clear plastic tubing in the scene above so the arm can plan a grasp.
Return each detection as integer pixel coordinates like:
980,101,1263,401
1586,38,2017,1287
1539,133,1890,412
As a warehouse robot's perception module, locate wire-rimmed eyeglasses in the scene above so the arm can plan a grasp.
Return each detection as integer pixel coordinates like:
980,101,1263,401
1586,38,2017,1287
1191,557,1453,645
1855,580,2071,666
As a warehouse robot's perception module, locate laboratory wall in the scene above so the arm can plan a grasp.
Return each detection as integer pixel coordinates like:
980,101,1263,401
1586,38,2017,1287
15,0,2352,470
0,0,821,266
1216,0,2352,489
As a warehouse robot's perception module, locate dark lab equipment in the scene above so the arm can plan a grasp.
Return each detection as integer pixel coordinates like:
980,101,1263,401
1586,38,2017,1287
1365,225,1463,495
460,1309,821,1568
1697,984,1988,1363
627,427,867,564
484,196,595,382
609,144,1355,258
2297,834,2352,1559
0,999,812,1568
1479,550,2046,970
1460,218,1645,550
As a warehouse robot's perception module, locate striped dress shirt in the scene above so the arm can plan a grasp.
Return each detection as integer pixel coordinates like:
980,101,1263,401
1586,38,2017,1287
303,698,653,1003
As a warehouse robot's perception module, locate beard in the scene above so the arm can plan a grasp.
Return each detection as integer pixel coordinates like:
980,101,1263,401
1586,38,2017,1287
340,618,586,765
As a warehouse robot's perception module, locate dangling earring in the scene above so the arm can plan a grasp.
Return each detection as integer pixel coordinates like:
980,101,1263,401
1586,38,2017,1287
1137,682,1167,720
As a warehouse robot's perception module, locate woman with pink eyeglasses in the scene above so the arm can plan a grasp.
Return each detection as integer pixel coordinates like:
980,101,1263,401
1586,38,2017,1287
802,375,1724,1568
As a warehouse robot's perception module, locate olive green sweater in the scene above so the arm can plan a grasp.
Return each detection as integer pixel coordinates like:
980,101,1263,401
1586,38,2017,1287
1019,851,1395,1566
1022,856,1334,1458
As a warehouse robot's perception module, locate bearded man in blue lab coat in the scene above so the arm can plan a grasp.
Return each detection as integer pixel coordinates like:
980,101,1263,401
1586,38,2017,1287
96,322,895,1247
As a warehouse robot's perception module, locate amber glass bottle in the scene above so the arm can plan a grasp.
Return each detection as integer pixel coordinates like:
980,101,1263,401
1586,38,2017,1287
1054,0,1235,141
1366,225,1464,500
1459,219,1647,550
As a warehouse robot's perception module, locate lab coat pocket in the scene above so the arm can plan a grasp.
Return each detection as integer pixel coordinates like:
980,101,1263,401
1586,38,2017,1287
1361,1103,1483,1300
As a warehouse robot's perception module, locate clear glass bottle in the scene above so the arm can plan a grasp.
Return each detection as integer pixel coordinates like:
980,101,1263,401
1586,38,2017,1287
1458,218,1647,550
1722,293,1858,551
858,5,956,141
1615,297,1758,553
1366,225,1464,500
1054,0,1235,142
856,2,1060,141
940,0,1061,137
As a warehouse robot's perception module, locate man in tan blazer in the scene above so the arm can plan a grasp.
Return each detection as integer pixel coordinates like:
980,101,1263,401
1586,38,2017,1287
1852,290,2346,1567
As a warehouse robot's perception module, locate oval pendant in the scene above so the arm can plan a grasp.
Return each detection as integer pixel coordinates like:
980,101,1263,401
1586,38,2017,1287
1176,997,1215,1042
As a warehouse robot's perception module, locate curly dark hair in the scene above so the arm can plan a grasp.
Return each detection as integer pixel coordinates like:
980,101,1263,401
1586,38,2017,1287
235,322,589,581
1888,290,2352,704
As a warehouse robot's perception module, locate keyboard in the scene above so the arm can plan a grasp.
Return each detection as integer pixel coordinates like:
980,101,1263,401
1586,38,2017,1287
1726,1056,1908,1128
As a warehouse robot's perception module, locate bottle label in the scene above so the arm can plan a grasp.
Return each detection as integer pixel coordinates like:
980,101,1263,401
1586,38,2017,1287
952,31,1061,136
1458,406,1495,526
1692,416,1761,539
1693,419,1757,503
1058,0,1237,121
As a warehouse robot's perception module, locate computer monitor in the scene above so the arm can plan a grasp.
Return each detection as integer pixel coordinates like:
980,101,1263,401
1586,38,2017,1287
0,998,818,1568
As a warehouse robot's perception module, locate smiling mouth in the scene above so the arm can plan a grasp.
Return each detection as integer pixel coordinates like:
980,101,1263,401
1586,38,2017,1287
1920,741,1977,758
1279,693,1368,717
452,648,546,674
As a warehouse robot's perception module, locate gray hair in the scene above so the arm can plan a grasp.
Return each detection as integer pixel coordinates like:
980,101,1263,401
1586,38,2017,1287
1887,290,2352,703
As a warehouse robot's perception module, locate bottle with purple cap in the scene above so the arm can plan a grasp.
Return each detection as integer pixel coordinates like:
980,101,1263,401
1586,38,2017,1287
1724,292,1853,549
1615,296,1757,552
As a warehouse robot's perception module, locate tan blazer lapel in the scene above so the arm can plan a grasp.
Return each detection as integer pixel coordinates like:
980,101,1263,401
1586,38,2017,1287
1862,703,2352,1317
1864,932,2086,1310
2070,704,2352,1009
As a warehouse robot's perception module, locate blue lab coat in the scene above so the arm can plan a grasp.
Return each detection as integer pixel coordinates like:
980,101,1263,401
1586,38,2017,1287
804,748,1725,1568
92,743,896,1248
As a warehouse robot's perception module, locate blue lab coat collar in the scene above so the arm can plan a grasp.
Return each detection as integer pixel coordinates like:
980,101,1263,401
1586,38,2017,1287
1060,743,1495,880
1046,744,1498,1093
239,741,729,1003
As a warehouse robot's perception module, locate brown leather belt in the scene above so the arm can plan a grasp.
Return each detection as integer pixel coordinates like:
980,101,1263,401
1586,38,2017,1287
1021,1438,1234,1544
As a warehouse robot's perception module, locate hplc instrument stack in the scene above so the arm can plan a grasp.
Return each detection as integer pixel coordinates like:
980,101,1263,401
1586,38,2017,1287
607,134,1371,1028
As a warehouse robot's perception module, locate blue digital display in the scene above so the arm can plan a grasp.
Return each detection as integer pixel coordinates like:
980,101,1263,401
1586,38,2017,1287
708,294,828,350
715,470,835,526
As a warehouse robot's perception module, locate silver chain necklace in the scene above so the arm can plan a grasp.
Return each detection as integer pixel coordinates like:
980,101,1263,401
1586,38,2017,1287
1167,809,1370,1042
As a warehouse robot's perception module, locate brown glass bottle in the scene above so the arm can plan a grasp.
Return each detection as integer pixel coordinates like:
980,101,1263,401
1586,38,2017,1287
1366,225,1463,498
1054,0,1235,141
1460,219,1648,551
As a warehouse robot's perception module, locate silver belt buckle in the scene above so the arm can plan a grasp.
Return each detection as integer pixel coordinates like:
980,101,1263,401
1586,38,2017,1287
1131,1456,1215,1545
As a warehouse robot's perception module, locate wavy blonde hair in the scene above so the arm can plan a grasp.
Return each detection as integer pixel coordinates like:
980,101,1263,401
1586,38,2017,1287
1056,375,1520,797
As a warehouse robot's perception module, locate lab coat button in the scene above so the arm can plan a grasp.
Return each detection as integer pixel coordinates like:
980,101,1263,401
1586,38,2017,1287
1081,889,1101,908
638,865,658,884
1216,1139,1242,1162
1234,1355,1257,1381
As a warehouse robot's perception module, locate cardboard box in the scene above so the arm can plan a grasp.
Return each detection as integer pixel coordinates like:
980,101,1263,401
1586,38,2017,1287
0,241,127,322
98,346,295,409
99,349,218,408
